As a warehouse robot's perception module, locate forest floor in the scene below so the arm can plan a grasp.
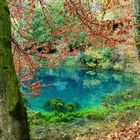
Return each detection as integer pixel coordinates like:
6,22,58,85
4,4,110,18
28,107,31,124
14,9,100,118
76,118,140,140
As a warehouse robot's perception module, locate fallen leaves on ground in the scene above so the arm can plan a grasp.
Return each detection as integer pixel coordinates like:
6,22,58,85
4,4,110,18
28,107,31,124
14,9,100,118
76,118,140,140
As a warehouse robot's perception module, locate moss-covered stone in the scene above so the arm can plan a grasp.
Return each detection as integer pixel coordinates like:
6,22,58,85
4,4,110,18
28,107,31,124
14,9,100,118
0,1,30,139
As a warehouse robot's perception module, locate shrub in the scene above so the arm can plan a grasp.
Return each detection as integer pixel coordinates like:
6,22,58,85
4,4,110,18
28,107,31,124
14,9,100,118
113,62,124,71
80,48,104,67
101,47,114,61
79,47,119,70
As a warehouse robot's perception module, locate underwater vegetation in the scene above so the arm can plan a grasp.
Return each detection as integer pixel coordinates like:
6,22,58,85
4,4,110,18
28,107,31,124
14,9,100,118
44,98,81,113
44,98,65,112
28,107,109,127
28,89,140,125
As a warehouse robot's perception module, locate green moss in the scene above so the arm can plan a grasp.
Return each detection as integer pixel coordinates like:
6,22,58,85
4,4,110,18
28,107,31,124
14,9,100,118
28,112,51,126
28,106,109,126
78,107,109,120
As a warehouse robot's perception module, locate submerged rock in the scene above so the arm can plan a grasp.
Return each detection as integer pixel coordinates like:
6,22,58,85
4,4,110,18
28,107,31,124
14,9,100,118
44,98,65,112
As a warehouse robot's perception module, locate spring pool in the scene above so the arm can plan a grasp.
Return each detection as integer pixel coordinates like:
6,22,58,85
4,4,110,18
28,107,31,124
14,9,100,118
21,67,138,112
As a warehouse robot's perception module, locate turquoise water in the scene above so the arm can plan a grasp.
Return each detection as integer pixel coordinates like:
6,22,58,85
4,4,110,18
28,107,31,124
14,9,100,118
21,67,137,112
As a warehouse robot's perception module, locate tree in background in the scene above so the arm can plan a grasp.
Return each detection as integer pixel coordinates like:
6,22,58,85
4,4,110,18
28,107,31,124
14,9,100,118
7,0,140,95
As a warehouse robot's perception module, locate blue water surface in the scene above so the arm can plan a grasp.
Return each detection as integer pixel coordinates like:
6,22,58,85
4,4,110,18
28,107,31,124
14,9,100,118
21,67,138,112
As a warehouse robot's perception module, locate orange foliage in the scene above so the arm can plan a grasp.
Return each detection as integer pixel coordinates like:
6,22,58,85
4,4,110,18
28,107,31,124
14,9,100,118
8,0,138,96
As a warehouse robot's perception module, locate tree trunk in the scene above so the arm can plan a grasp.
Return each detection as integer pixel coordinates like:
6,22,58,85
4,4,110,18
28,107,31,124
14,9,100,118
0,1,30,140
133,0,140,58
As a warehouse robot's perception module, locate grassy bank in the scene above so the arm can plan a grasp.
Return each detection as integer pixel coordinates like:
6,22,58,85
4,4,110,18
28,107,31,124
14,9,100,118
27,89,140,140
